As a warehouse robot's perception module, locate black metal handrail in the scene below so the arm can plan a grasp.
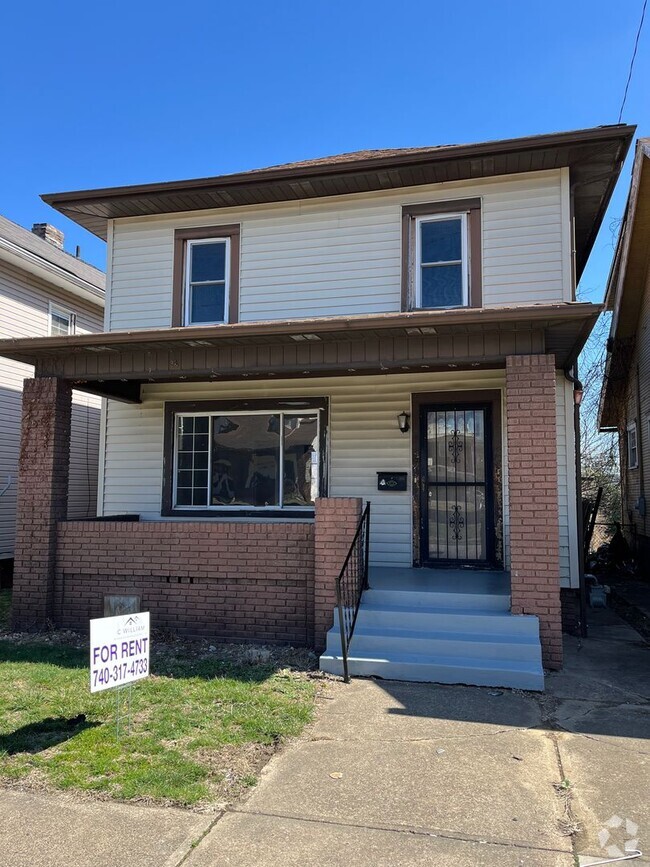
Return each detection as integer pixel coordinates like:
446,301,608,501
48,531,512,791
335,502,370,683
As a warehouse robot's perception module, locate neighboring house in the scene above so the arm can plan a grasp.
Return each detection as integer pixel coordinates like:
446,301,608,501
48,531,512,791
0,124,634,690
599,138,650,562
0,217,105,570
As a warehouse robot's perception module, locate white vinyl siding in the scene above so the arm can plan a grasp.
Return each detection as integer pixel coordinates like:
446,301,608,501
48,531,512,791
101,371,507,567
108,169,568,330
100,368,577,586
0,259,103,557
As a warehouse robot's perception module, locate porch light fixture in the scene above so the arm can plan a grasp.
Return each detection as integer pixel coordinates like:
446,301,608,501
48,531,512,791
397,411,410,434
573,384,584,406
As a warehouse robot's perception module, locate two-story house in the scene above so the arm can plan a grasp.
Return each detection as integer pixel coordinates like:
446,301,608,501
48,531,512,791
0,124,634,690
0,216,104,576
599,138,650,562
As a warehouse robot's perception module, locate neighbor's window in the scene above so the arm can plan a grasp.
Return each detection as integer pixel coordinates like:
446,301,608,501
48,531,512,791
415,214,468,308
49,305,75,336
172,410,321,511
627,422,639,470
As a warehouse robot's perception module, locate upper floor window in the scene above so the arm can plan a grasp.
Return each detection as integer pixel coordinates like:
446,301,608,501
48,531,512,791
185,239,229,325
627,421,639,470
402,199,481,311
49,304,76,336
416,214,467,308
172,225,240,327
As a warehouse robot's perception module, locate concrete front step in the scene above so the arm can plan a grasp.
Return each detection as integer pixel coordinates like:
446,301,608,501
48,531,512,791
319,650,545,691
319,591,545,690
363,587,511,612
325,624,543,663
357,604,540,637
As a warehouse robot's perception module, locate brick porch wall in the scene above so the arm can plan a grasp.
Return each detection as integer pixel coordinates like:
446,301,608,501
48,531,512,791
506,355,562,669
55,520,316,644
12,378,72,630
313,497,363,651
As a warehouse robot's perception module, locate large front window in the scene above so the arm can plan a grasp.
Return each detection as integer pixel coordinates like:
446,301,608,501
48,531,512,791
171,407,322,512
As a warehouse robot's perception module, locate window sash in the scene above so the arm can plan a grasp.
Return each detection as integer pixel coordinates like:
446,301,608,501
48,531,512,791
49,305,75,336
414,213,469,309
172,409,320,511
184,238,230,325
627,423,639,469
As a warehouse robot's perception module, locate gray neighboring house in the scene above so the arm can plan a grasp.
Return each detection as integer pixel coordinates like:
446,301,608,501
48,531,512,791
0,216,105,569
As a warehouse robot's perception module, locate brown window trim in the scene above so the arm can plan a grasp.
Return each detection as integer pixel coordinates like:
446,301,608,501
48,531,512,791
401,198,482,312
172,225,240,327
162,397,329,518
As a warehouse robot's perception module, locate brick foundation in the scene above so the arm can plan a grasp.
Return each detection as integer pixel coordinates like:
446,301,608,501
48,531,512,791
12,378,72,630
506,355,562,669
313,498,363,651
55,520,316,644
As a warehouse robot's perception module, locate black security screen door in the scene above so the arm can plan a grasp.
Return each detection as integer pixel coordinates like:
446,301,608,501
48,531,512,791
420,403,494,567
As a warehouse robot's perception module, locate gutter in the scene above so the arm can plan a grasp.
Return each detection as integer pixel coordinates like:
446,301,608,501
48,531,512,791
0,301,602,356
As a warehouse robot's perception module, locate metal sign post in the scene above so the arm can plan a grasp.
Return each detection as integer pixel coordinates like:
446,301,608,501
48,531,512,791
115,684,133,739
89,612,150,739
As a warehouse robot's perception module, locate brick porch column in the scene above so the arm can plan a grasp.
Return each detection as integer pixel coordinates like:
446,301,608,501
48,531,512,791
506,355,562,670
313,497,362,652
11,377,72,631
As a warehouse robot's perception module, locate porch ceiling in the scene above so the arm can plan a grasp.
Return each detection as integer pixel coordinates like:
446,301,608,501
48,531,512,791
0,303,601,402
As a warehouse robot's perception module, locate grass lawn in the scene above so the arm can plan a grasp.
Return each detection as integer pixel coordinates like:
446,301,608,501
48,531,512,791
0,622,319,808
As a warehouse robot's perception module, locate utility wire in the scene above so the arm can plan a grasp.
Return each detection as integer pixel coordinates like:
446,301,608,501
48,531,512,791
618,0,647,122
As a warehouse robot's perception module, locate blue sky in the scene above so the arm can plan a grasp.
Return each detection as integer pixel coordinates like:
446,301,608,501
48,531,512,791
1,0,647,300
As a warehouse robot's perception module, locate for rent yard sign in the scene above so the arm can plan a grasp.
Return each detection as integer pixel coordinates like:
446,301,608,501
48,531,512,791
89,612,150,693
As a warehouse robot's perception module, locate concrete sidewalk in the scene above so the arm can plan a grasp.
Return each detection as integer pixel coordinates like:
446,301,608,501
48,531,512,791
1,608,648,867
0,789,213,867
186,608,650,867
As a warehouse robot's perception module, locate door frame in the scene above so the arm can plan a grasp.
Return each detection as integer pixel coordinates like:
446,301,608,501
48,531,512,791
411,390,504,569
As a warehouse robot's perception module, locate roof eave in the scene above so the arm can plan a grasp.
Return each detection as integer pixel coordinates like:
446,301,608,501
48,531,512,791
0,238,105,307
41,125,636,206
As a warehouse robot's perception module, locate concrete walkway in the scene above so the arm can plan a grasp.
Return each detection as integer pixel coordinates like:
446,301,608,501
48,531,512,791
1,608,648,867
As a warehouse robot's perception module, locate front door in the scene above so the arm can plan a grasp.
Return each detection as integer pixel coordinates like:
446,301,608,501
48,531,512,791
419,403,494,567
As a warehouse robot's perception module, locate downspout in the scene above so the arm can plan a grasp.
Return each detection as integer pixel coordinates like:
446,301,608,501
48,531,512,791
565,367,588,638
635,363,646,540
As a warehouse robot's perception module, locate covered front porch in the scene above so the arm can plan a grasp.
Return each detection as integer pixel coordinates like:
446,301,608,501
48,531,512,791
0,304,593,677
